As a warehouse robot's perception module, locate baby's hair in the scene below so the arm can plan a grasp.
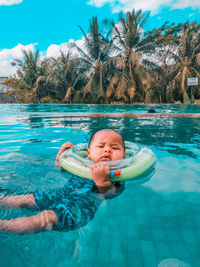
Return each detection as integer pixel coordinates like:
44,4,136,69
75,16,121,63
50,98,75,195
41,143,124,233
88,129,125,149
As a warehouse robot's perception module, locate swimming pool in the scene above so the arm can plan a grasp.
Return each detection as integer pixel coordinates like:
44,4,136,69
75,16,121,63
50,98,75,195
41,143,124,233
0,104,200,267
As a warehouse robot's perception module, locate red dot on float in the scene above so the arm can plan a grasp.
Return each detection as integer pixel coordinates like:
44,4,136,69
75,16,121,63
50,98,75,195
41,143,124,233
114,170,121,176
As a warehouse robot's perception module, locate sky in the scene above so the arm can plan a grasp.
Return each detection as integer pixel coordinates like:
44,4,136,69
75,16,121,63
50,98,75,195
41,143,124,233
0,0,200,76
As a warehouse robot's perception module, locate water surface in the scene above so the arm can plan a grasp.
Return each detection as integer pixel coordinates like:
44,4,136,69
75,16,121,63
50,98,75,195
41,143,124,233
0,104,200,267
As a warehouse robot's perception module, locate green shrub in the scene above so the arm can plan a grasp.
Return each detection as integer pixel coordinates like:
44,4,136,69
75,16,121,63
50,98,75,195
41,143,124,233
183,92,190,104
191,94,195,104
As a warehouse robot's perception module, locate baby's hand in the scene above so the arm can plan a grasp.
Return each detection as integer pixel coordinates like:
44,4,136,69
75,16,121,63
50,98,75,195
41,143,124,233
90,162,112,193
56,142,74,162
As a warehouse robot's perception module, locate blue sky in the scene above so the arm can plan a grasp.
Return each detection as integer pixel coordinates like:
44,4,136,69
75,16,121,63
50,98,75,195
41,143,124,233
0,0,199,76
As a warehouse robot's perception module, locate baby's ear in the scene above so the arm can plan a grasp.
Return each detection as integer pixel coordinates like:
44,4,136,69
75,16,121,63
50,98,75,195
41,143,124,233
86,147,91,158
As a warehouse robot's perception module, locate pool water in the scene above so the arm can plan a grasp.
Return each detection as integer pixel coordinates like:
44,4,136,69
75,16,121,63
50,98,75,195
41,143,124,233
1,103,200,114
0,104,200,267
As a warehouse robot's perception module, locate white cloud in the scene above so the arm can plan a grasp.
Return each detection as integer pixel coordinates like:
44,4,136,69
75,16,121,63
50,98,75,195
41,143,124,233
87,0,113,7
46,44,68,58
0,43,37,76
87,0,200,13
172,0,200,9
45,38,86,59
0,38,86,77
45,41,77,58
0,0,23,6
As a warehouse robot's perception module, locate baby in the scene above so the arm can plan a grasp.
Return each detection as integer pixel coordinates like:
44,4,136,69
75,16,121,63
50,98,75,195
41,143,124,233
0,129,125,234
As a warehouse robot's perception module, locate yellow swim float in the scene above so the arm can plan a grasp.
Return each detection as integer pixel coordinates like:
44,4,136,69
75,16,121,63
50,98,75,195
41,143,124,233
59,142,156,181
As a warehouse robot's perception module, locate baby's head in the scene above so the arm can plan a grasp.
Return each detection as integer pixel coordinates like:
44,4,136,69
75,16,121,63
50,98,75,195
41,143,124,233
87,129,125,162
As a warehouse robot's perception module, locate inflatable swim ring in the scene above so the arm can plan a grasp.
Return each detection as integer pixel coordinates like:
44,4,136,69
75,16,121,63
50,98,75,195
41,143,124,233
59,142,156,181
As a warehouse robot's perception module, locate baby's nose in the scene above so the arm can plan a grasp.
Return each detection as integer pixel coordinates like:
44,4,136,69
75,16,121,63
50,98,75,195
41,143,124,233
104,145,111,152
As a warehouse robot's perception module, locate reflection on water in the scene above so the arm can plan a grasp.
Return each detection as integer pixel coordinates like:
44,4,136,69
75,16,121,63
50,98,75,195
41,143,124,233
1,103,200,114
0,106,199,158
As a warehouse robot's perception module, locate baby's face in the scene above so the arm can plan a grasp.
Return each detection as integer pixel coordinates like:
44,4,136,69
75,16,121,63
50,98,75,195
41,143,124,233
87,131,125,162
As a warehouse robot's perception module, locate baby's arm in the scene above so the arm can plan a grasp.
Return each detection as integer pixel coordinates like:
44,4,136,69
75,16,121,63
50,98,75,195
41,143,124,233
90,162,113,194
0,194,36,209
56,142,74,162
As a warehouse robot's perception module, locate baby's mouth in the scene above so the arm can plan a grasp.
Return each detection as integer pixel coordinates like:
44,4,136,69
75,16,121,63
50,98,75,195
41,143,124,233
101,156,111,161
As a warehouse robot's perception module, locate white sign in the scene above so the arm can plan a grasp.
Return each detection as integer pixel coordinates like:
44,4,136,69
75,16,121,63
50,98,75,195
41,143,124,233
187,77,198,86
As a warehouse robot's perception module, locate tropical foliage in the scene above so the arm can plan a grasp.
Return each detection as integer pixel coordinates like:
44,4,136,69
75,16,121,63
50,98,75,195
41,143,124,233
4,9,200,104
170,22,200,102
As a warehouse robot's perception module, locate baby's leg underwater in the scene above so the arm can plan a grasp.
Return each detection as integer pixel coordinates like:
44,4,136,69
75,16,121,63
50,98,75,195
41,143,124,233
0,210,58,234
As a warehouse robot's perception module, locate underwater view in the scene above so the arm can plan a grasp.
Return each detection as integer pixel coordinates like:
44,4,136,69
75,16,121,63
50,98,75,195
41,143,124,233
0,104,200,267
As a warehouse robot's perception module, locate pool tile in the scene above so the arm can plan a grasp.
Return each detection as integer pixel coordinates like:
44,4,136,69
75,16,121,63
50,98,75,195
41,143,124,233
184,241,200,257
139,227,152,240
127,226,139,239
149,215,162,228
169,242,191,258
194,214,200,225
135,206,148,217
111,226,127,239
140,240,156,256
165,229,181,242
148,206,161,217
155,242,171,258
78,246,97,262
160,204,176,217
195,228,200,240
110,237,124,251
143,255,157,267
152,229,165,241
98,235,111,249
94,247,110,265
126,238,140,252
181,230,197,243
125,216,138,228
146,194,161,207
110,249,126,265
190,257,200,267
126,252,143,267
175,216,195,229
77,260,95,267
140,240,157,267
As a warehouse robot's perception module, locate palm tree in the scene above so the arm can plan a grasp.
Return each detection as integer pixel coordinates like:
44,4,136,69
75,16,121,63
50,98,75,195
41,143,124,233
143,22,182,103
9,49,52,102
169,22,200,101
106,9,160,103
48,51,88,102
11,50,42,90
72,16,113,103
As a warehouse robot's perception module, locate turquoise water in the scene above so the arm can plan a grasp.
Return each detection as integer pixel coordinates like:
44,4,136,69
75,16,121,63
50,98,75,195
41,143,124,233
1,103,200,114
0,104,200,267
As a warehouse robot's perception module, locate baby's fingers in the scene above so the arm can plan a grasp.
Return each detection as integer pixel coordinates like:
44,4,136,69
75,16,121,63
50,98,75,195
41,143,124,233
56,142,74,161
90,165,96,173
62,142,74,149
105,166,110,174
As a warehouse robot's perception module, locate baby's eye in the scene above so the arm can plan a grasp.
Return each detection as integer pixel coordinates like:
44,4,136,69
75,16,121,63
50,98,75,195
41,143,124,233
113,147,119,150
97,145,104,148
